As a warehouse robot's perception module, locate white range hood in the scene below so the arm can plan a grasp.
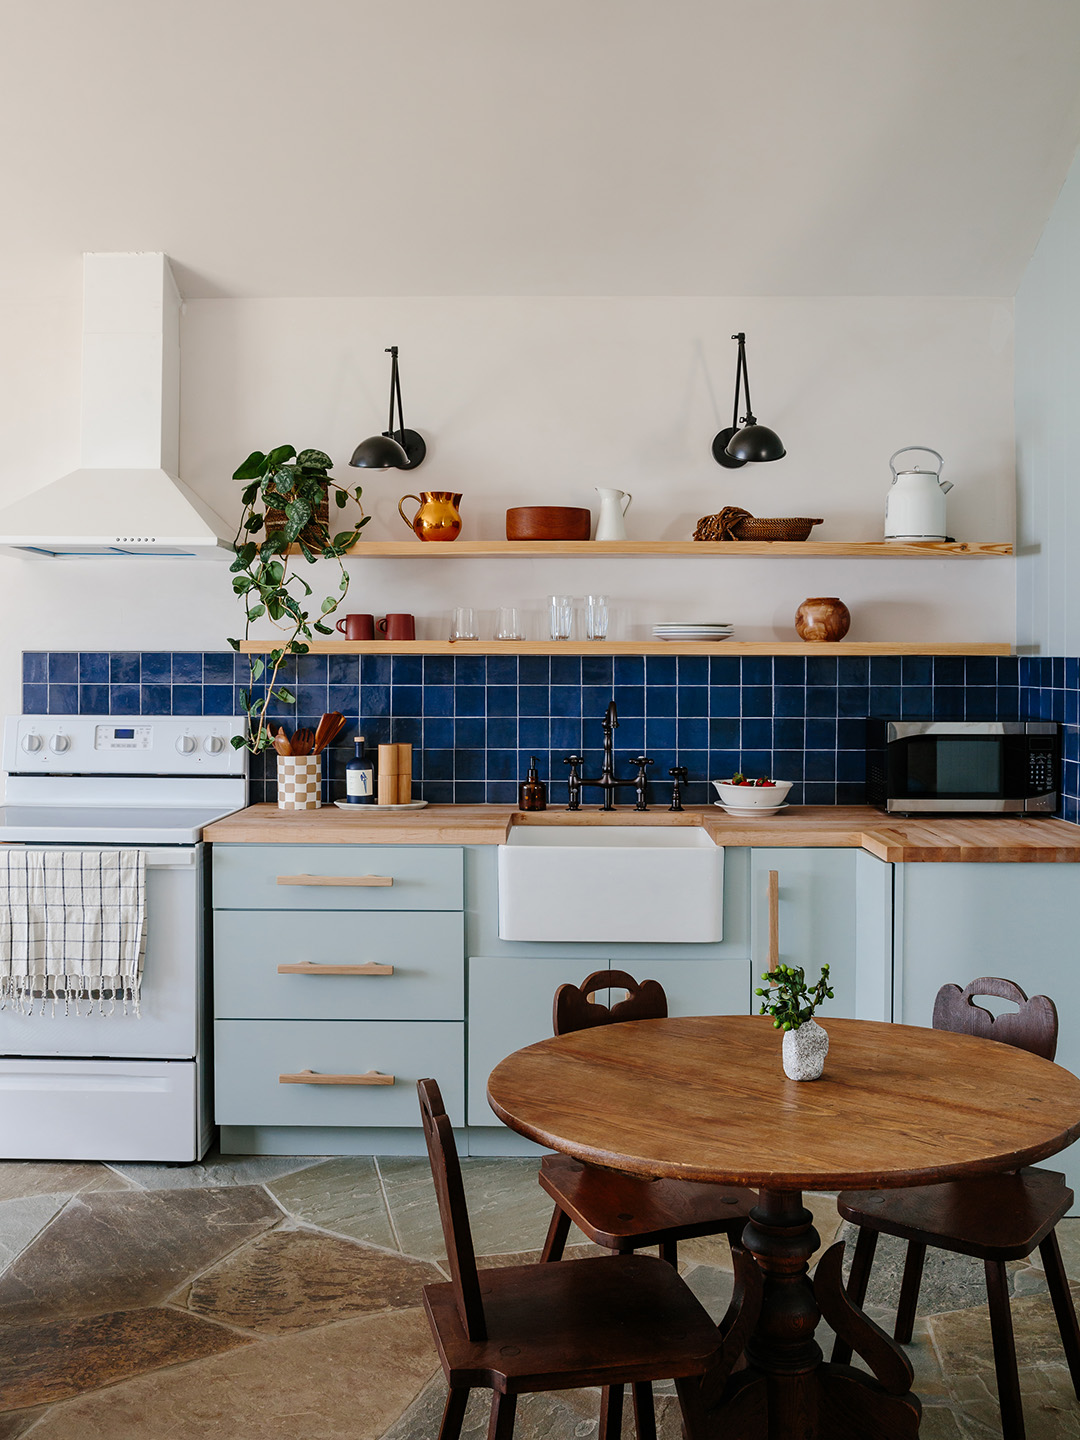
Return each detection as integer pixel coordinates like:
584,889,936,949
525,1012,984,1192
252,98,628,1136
0,253,232,559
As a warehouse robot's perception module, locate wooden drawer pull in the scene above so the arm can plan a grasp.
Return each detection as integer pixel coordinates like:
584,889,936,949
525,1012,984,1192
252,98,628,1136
279,1069,395,1086
277,962,394,976
276,874,393,887
768,869,780,970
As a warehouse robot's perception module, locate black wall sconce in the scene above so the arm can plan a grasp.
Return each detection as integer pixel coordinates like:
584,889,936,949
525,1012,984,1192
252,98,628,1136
350,346,427,471
712,332,786,468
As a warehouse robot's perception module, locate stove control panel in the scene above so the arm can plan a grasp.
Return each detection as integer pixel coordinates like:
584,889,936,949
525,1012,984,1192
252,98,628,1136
5,716,248,776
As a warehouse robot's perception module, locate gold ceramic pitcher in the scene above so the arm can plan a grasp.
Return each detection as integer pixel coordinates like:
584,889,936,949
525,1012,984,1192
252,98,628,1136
398,491,462,542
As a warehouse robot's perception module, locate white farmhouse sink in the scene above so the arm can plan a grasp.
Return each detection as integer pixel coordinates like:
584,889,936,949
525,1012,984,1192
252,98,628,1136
497,825,723,943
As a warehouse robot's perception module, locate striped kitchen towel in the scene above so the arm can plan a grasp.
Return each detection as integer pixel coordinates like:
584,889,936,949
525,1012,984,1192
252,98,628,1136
0,849,147,1014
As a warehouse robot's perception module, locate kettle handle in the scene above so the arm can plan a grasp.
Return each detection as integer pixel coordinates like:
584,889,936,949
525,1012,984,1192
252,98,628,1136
889,446,943,478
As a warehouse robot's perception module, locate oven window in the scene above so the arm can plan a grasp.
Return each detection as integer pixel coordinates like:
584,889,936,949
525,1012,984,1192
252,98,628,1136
905,738,1004,796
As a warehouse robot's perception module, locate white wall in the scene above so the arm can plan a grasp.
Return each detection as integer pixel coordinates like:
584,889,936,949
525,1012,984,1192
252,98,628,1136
1016,148,1080,654
0,289,1015,716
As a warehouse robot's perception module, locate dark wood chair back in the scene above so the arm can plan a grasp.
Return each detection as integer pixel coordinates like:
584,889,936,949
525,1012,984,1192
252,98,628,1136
417,1078,487,1341
553,969,668,1036
933,977,1058,1062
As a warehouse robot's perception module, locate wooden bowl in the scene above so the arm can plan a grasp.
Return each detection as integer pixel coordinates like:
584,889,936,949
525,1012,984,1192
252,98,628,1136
506,506,592,541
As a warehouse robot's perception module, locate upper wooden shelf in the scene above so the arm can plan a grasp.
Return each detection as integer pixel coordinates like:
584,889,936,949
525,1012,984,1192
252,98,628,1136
327,540,1012,559
239,640,1012,657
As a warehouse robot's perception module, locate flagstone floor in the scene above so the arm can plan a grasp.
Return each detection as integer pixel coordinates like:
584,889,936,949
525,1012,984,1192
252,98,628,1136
0,1148,1076,1437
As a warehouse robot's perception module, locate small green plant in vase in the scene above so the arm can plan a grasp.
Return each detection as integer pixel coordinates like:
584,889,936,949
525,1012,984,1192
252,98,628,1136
756,963,834,1081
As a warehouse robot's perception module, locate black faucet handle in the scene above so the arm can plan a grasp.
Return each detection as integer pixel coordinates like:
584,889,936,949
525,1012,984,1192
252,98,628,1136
630,755,654,770
563,754,584,768
669,766,689,783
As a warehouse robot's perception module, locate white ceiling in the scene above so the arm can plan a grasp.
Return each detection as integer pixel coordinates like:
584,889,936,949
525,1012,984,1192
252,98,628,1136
3,0,1079,299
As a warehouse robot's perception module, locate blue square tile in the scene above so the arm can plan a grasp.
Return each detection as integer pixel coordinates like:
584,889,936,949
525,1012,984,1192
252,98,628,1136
46,683,78,714
710,656,741,686
900,687,933,717
583,685,613,718
424,685,454,716
550,686,582,718
22,652,47,684
423,780,455,804
837,686,869,717
549,655,581,686
23,683,47,713
360,684,390,716
171,684,202,715
963,687,996,719
645,686,676,718
805,656,837,686
739,750,772,777
645,655,677,687
711,686,741,717
519,717,550,750
453,781,486,804
774,750,804,779
870,656,901,686
741,686,772,717
1065,657,1079,690
615,716,645,751
677,749,708,781
998,656,1020,687
110,684,141,716
837,656,869,687
486,781,518,804
519,656,550,685
678,716,708,750
581,655,613,686
901,655,932,687
933,656,965,687
773,686,805,717
328,684,358,715
296,684,329,715
997,685,1022,720
48,653,78,684
614,686,644,717
483,684,514,718
390,655,423,686
741,718,772,749
360,655,392,686
836,782,866,805
424,749,456,781
965,656,996,686
773,717,804,749
836,750,865,782
678,656,709,686
804,750,836,781
140,684,171,715
551,717,582,750
486,655,518,686
806,686,838,717
455,717,486,749
838,717,867,750
203,652,235,684
391,685,423,715
772,656,804,685
171,652,203,684
487,749,517,781
646,717,677,749
293,653,327,684
677,686,708,717
141,652,171,683
803,781,837,804
740,657,771,686
804,718,836,749
518,685,549,715
932,687,965,719
424,655,455,685
391,716,422,746
711,750,741,780
424,717,454,749
203,685,234,716
869,686,901,716
79,652,109,684
1053,657,1065,689
487,716,517,749
455,749,486,780
614,655,644,686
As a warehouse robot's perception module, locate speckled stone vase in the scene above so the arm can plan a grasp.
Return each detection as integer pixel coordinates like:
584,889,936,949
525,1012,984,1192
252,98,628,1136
782,1018,829,1080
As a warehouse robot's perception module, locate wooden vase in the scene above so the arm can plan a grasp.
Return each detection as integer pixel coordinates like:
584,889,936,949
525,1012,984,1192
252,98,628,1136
795,596,851,643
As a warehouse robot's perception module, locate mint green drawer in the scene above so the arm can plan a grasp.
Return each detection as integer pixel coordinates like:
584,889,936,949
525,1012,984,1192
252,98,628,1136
214,1019,464,1127
212,845,463,911
214,910,464,1020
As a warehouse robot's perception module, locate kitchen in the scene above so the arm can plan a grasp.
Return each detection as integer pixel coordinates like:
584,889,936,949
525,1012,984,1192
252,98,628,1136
1,3,1080,1437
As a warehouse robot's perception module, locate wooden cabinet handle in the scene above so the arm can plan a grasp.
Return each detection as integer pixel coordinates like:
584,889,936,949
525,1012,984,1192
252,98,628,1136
276,874,393,887
276,962,394,976
768,869,780,970
279,1069,395,1086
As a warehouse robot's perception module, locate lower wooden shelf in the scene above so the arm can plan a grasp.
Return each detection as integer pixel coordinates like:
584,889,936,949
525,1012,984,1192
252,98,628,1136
238,640,1012,657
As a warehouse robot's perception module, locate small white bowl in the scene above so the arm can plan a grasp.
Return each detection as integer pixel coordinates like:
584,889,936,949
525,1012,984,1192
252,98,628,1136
712,779,793,809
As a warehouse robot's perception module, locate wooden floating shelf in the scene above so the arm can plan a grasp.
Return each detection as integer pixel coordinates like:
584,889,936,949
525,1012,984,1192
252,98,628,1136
239,640,1012,657
318,540,1012,559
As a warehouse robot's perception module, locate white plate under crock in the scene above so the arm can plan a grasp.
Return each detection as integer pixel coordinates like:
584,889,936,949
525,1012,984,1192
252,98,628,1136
333,799,429,811
713,801,789,816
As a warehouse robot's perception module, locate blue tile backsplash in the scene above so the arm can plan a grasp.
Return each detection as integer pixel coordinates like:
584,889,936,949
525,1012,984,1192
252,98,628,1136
21,650,1062,812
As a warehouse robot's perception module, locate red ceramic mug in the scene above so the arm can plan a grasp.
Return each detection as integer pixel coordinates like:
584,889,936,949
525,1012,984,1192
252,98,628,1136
335,613,375,641
378,613,416,640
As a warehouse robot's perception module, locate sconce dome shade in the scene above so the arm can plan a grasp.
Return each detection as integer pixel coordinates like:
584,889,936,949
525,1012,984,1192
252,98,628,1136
349,433,411,469
725,423,786,463
711,426,748,469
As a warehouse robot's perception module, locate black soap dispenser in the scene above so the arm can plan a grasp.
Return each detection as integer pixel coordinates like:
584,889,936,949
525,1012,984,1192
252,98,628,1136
519,755,547,811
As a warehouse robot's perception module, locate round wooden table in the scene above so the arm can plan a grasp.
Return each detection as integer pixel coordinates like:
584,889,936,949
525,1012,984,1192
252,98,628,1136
488,1015,1080,1440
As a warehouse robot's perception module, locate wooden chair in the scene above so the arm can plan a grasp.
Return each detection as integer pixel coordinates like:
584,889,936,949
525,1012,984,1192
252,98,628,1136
416,1076,731,1440
540,970,758,1267
833,978,1080,1440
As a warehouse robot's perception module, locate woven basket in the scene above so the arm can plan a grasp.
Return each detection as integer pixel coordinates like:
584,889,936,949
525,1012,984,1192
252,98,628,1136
264,496,330,547
694,507,823,543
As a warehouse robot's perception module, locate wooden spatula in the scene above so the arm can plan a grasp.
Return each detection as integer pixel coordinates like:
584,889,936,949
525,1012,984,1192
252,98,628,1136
313,712,344,754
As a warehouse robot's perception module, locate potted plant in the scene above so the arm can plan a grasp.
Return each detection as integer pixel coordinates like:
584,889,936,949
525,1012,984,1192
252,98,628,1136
227,445,369,754
756,963,835,1080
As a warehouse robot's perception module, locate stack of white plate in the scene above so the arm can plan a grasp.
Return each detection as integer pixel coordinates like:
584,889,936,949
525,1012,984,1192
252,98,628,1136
653,622,733,642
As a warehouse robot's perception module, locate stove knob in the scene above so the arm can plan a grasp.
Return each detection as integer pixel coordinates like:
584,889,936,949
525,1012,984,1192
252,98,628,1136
203,735,226,754
21,734,42,752
175,735,197,755
49,734,70,753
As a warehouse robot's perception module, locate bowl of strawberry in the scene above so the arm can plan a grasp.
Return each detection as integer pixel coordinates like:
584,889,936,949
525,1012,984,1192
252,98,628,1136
712,774,793,811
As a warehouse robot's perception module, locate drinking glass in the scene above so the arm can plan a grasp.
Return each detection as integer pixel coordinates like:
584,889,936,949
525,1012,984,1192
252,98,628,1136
495,606,524,641
586,595,609,641
449,606,478,641
549,595,573,641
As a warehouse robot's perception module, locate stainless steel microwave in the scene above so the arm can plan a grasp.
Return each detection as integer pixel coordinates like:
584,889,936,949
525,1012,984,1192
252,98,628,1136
866,720,1060,815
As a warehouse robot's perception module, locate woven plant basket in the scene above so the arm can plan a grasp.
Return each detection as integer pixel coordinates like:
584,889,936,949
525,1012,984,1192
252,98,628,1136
264,495,331,547
694,507,824,543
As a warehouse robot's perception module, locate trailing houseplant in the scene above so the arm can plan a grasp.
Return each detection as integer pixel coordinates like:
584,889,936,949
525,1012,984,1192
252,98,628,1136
756,962,834,1081
227,445,369,754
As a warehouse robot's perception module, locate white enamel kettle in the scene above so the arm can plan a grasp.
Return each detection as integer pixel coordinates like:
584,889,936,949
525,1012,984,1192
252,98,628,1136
884,447,952,542
594,487,632,542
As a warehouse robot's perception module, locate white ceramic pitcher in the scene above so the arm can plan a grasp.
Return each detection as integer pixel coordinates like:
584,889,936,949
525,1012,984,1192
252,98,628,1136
595,487,632,541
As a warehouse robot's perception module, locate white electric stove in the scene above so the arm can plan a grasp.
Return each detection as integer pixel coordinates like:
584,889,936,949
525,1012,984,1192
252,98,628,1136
0,715,247,1163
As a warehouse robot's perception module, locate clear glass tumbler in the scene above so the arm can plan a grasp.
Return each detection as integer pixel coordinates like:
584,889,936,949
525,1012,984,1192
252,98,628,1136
549,595,573,641
495,606,524,640
586,595,609,641
450,607,478,641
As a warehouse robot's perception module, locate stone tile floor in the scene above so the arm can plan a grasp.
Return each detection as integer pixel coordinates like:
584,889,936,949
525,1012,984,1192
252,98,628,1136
0,1149,1077,1436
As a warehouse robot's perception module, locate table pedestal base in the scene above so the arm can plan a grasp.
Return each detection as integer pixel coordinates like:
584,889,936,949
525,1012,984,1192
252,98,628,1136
690,1189,921,1440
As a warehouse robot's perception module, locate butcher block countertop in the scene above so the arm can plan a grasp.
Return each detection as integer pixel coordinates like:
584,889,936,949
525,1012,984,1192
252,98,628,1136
201,804,1080,862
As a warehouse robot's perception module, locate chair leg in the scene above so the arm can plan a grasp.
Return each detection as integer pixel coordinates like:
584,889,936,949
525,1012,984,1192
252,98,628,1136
632,1380,657,1440
487,1390,518,1440
540,1203,572,1262
985,1258,1026,1440
438,1387,470,1440
674,1376,708,1440
894,1240,927,1345
599,1384,624,1440
1039,1229,1080,1398
830,1225,878,1365
659,1239,678,1267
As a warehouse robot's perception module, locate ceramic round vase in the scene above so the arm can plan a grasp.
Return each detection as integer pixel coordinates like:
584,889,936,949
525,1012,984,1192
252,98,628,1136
277,755,322,810
795,596,851,643
782,1018,829,1081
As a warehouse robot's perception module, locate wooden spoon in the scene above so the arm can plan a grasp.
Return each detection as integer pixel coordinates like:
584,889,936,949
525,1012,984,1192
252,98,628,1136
291,728,315,756
272,727,292,756
313,712,344,755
